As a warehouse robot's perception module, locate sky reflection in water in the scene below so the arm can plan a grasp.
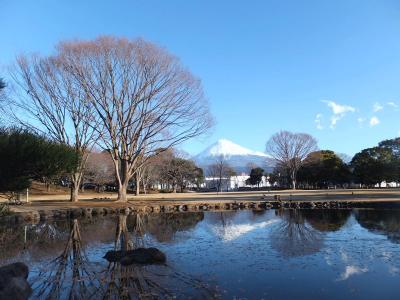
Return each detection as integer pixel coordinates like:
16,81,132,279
1,209,400,299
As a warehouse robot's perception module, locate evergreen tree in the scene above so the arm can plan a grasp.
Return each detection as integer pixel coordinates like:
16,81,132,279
246,167,264,187
0,128,77,193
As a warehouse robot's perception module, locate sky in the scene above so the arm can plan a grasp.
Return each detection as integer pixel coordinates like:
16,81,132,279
1,0,400,157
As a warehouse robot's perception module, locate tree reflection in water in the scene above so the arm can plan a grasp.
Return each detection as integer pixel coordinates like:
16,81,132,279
144,212,204,243
355,209,400,243
101,213,166,299
101,213,218,299
302,209,351,232
271,209,324,258
32,219,100,299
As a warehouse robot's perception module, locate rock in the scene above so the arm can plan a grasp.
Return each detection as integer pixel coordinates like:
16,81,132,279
53,210,68,218
91,207,102,215
248,203,256,209
152,206,161,213
120,248,166,266
118,208,129,214
103,250,127,262
104,248,166,265
178,205,188,212
0,262,32,300
69,208,83,218
82,208,92,216
199,205,208,211
20,211,40,222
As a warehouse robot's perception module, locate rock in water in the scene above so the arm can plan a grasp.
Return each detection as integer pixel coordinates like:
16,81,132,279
0,262,32,300
103,250,126,262
104,248,166,265
120,248,166,266
146,247,167,262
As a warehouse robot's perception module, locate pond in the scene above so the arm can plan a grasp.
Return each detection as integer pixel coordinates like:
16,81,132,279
1,208,400,299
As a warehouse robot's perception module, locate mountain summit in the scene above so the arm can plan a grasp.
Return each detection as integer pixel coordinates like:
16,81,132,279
196,139,269,158
194,139,272,174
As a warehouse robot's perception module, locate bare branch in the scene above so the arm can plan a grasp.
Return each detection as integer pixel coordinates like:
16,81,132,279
266,131,318,189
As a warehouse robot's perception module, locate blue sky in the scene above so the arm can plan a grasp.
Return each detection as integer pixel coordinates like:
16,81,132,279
1,0,400,157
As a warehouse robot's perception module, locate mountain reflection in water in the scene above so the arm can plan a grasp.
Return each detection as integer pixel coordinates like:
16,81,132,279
0,209,400,299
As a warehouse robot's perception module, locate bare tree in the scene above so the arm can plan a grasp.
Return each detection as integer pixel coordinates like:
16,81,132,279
0,78,8,125
246,162,258,174
266,131,317,189
7,55,99,201
0,78,5,101
135,152,164,195
58,36,213,201
207,155,236,192
83,151,115,192
139,161,156,194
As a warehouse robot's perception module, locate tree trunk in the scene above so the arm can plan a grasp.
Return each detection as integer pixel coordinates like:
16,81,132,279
116,159,131,202
291,170,297,190
142,180,147,194
117,181,129,202
135,173,140,196
70,184,79,202
70,172,82,202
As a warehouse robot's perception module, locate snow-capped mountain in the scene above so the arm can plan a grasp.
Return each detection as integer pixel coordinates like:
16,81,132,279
194,139,273,174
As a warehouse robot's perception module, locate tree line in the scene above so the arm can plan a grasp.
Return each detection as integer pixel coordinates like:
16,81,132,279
83,149,204,194
266,131,400,189
0,127,206,199
0,36,212,201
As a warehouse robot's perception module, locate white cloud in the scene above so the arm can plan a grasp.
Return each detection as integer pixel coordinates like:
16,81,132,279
387,102,398,109
315,113,323,130
322,100,356,129
369,116,380,127
323,100,356,115
330,115,341,128
337,265,368,281
211,220,278,241
373,102,384,112
357,117,365,126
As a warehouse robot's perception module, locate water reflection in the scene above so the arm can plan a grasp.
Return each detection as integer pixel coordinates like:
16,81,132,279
144,212,204,243
207,211,278,241
102,214,165,299
302,209,351,232
19,214,217,299
355,209,400,243
270,209,324,257
1,209,400,299
31,219,100,299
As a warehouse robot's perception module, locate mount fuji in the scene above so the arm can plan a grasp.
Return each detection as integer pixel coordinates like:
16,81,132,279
193,139,273,174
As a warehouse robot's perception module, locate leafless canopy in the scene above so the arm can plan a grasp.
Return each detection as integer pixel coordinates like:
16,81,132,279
83,151,115,191
57,36,213,201
0,78,6,125
266,131,318,189
7,53,99,201
207,155,236,192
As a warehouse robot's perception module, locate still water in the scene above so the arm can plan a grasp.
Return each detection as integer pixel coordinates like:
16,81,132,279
1,209,400,299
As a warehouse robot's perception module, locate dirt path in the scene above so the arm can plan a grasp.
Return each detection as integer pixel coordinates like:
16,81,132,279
3,189,400,216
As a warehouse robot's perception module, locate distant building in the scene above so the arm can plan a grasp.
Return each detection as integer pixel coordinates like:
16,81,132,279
375,181,400,188
203,174,271,191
